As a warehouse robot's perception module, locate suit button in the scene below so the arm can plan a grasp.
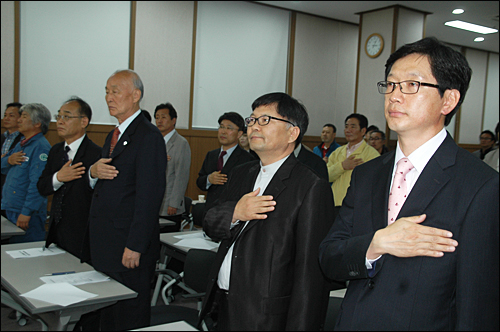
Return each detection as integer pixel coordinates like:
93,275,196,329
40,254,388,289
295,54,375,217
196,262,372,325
368,280,375,289
349,271,359,277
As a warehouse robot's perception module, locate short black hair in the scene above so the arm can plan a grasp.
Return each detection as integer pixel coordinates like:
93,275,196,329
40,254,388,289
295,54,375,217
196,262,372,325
366,125,379,133
63,96,92,124
6,102,23,115
154,102,177,122
218,112,245,132
252,92,309,147
385,37,472,126
323,123,336,133
345,113,368,130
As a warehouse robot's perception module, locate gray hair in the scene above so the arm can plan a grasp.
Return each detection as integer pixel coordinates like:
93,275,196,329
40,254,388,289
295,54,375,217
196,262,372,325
112,69,144,101
20,103,51,135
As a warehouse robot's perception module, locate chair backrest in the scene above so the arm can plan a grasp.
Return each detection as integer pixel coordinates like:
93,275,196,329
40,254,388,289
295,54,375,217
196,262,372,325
183,248,217,294
183,196,192,218
191,202,205,227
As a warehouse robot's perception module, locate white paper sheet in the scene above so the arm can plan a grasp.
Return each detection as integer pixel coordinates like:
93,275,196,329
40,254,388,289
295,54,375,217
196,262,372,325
174,232,206,240
20,282,98,307
175,238,219,250
6,246,66,259
40,271,110,286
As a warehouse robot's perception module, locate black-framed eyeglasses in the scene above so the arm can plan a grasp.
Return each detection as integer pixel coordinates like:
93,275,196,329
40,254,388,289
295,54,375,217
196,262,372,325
377,80,440,95
245,115,296,127
368,137,382,141
54,114,85,121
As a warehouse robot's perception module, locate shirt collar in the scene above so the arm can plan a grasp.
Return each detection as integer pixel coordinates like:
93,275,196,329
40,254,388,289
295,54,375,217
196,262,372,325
395,127,447,173
221,144,238,158
163,129,176,144
116,109,142,136
64,134,86,153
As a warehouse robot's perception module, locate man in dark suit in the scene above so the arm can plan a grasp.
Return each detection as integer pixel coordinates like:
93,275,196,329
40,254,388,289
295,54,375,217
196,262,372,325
38,97,101,259
295,143,329,181
196,112,255,213
199,92,334,330
320,37,499,330
84,70,167,330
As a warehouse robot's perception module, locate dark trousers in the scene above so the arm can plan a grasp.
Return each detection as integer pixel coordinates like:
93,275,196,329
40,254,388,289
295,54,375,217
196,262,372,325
99,263,155,331
213,287,230,331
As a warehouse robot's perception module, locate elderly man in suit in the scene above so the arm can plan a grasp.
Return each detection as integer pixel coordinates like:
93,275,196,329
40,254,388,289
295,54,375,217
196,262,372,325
196,112,255,213
154,102,191,231
199,92,334,330
320,37,499,330
85,69,167,330
38,97,102,259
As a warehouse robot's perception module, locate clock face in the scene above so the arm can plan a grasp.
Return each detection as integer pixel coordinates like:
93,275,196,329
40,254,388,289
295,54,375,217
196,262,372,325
365,33,383,58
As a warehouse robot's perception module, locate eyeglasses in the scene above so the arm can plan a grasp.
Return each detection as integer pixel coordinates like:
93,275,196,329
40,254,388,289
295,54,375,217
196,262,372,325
54,114,84,121
377,80,440,94
368,137,382,141
245,115,296,127
479,136,494,141
218,125,237,131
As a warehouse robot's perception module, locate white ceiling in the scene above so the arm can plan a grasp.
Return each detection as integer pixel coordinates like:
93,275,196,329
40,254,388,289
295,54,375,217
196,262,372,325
257,1,499,53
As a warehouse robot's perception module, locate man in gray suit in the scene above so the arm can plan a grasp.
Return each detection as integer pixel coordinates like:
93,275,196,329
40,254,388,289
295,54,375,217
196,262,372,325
155,102,191,231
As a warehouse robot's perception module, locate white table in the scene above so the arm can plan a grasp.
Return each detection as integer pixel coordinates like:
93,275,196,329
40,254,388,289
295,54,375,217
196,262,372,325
1,215,25,240
1,241,137,330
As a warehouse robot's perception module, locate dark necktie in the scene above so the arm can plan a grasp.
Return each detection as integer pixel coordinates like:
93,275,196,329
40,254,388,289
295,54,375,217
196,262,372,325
63,146,71,163
217,150,227,171
109,127,120,156
53,146,71,223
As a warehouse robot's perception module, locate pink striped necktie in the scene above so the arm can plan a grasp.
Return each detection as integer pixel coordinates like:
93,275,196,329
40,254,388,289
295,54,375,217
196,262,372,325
388,157,414,224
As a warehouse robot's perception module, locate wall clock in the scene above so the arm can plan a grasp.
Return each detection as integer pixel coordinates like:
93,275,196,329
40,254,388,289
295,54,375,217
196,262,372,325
365,33,384,58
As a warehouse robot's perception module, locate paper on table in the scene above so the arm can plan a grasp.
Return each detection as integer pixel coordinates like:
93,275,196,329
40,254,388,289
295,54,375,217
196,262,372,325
6,246,66,259
21,282,98,307
174,232,206,240
175,238,219,250
40,271,110,286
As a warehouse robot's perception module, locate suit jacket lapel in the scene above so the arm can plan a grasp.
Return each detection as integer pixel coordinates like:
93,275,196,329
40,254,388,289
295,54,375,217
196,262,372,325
110,114,143,158
399,134,455,218
372,152,395,230
239,155,297,237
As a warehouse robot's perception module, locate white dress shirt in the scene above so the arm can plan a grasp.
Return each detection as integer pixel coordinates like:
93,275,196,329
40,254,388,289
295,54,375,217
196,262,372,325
217,154,290,290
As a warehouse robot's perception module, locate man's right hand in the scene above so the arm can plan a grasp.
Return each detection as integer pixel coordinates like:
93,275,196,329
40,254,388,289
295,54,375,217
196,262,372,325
232,188,276,223
366,214,458,259
8,151,26,165
208,171,228,185
342,155,363,170
90,158,119,180
57,160,85,182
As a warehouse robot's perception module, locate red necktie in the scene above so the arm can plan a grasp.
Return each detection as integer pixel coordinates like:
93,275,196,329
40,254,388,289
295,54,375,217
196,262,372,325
217,150,227,171
388,158,414,224
109,127,120,156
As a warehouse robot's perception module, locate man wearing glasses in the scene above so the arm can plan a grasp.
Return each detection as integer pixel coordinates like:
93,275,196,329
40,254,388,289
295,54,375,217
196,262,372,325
472,130,496,160
199,93,333,330
320,37,498,330
196,112,255,213
38,97,101,259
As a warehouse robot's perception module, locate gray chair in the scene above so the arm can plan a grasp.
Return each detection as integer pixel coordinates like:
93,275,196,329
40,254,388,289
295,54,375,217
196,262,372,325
150,249,216,330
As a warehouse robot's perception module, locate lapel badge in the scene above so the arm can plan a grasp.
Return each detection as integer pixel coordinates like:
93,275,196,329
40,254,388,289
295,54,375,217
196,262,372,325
123,141,128,146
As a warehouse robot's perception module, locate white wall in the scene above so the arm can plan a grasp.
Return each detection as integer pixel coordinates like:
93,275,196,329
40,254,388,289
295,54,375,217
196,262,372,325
19,1,130,125
292,13,358,137
192,1,289,129
134,1,194,128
